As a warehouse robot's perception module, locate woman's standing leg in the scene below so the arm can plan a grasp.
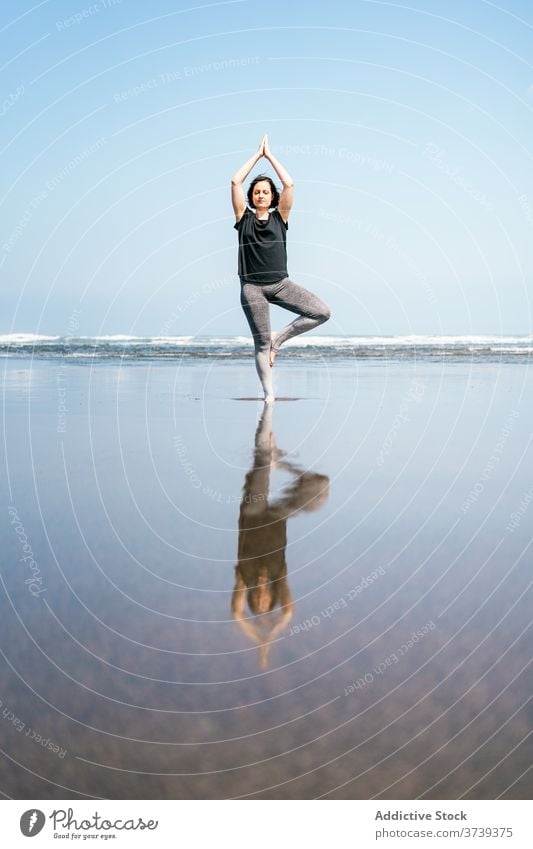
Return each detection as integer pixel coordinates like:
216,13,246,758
240,283,275,402
269,277,330,361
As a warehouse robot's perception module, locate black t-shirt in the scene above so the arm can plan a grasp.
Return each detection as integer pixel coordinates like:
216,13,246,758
234,206,288,284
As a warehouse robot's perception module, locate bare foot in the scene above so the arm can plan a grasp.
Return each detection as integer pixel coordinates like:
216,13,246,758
270,331,279,367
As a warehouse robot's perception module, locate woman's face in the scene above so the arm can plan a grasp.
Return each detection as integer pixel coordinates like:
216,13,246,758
252,180,272,210
250,586,273,614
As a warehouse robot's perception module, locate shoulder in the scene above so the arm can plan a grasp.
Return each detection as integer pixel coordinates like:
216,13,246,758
275,208,289,229
234,207,251,229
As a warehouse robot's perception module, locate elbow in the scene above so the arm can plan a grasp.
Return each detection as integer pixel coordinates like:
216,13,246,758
231,178,242,186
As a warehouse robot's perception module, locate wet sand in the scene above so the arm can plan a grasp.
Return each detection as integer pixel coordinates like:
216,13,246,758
0,357,531,799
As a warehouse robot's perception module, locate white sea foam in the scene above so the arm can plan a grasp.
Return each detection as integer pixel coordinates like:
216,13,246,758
1,333,531,345
1,334,532,358
0,333,61,343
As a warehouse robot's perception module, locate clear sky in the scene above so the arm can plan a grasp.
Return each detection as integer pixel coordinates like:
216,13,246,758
1,0,532,337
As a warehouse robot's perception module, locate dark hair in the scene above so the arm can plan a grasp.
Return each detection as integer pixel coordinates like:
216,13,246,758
247,174,280,210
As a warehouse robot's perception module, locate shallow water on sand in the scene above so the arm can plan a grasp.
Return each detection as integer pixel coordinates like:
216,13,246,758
1,359,531,799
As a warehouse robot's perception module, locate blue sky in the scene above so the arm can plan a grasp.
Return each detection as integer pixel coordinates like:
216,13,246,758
1,0,532,336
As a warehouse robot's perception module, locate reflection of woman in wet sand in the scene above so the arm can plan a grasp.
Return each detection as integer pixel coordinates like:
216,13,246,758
231,404,329,667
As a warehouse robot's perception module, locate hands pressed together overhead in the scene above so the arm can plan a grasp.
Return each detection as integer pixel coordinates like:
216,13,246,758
257,133,271,159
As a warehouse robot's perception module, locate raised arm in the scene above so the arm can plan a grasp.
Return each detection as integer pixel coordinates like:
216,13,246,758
231,135,266,221
263,135,294,222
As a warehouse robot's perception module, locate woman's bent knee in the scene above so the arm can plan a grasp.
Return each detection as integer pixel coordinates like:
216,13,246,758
318,303,331,323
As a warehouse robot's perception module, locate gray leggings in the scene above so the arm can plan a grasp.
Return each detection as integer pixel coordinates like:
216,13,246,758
240,276,331,399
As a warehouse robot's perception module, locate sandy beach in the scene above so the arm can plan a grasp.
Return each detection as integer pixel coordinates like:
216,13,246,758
1,355,531,799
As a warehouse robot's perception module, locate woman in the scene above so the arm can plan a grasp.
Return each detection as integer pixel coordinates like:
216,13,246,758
231,134,331,403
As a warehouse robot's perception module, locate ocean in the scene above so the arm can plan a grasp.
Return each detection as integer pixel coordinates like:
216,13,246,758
1,334,532,362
